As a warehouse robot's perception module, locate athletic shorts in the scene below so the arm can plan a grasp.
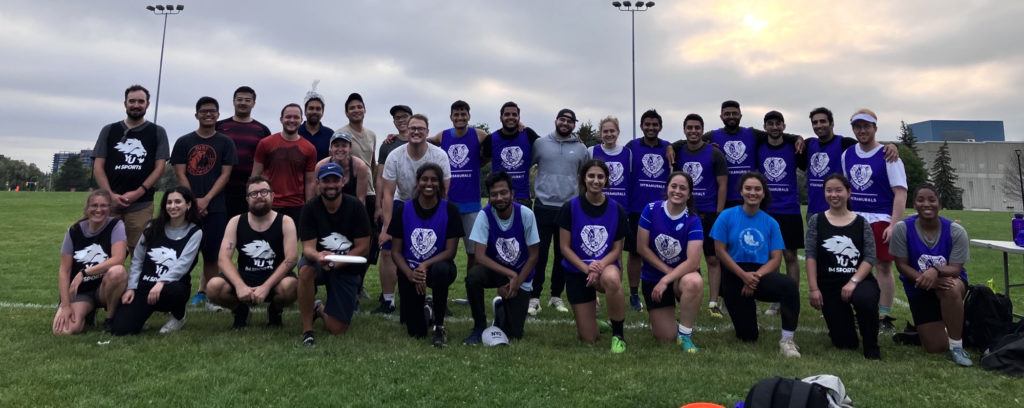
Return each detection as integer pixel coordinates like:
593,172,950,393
626,212,641,253
113,203,153,250
322,272,360,324
200,212,228,264
564,272,597,305
769,213,805,250
459,211,478,254
380,200,402,251
641,279,677,310
870,221,894,262
699,211,719,257
215,272,296,304
908,290,943,325
71,287,102,308
364,195,379,265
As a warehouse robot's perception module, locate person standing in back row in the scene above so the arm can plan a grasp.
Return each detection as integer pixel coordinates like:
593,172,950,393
251,103,318,223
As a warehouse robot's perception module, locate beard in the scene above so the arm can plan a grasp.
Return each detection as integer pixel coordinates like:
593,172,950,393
250,202,271,216
126,108,146,120
320,188,340,201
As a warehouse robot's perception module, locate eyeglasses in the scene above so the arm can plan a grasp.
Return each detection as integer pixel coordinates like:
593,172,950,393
246,189,272,199
197,109,218,115
409,126,428,133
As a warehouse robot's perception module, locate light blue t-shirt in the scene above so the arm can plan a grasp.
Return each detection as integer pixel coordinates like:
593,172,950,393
709,206,784,265
469,205,540,291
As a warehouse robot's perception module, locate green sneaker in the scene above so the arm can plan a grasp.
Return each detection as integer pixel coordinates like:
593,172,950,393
678,334,698,353
611,335,626,354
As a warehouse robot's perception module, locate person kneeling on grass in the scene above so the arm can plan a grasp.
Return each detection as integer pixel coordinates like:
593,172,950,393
54,190,128,335
390,163,464,348
111,186,202,335
297,163,371,346
711,172,802,358
805,174,881,360
890,184,973,367
636,172,705,353
463,171,539,344
558,160,629,353
207,176,298,328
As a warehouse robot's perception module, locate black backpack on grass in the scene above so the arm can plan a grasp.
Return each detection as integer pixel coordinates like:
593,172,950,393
963,285,1013,350
980,320,1024,377
745,376,829,408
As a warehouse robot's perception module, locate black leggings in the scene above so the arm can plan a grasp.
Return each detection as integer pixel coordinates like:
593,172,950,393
820,276,881,351
464,264,531,340
110,281,190,336
396,260,457,338
530,203,565,299
722,263,800,342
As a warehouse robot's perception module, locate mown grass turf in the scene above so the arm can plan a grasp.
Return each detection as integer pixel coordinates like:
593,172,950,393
1,191,1021,407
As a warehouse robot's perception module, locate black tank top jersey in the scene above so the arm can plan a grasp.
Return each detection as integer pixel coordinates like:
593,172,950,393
68,219,119,293
101,121,159,202
236,212,286,284
342,156,358,196
814,214,867,289
139,225,201,288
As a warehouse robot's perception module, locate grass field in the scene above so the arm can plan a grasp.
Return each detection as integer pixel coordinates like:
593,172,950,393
1,191,1021,407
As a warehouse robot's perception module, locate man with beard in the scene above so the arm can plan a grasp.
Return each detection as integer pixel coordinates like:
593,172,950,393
528,109,590,315
91,84,170,255
297,163,371,346
481,102,540,208
207,176,298,328
251,103,318,223
216,86,271,218
298,91,334,161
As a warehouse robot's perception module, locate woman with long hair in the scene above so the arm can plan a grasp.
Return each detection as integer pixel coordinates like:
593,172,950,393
111,186,203,335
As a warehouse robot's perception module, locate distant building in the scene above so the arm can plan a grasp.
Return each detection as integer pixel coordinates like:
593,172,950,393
917,141,1023,211
51,149,93,175
909,120,1004,142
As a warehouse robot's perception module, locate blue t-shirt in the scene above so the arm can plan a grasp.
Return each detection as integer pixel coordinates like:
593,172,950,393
709,205,784,265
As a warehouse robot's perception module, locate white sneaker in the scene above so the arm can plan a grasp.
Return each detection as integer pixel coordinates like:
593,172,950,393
527,298,541,316
779,338,801,358
549,296,569,313
160,316,186,334
205,302,225,312
764,302,780,315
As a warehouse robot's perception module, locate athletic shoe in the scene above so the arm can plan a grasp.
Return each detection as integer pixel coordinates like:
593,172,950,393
432,325,447,348
610,335,626,354
453,298,469,305
598,320,612,334
463,327,485,345
950,346,973,367
527,298,541,316
232,304,251,329
267,305,283,327
370,300,395,315
629,294,643,312
779,338,801,358
159,316,186,334
709,305,724,319
492,296,505,328
864,346,882,360
879,316,897,332
549,297,569,313
765,302,780,315
424,303,434,329
189,291,207,306
302,331,315,347
358,286,371,299
678,334,698,354
205,302,225,312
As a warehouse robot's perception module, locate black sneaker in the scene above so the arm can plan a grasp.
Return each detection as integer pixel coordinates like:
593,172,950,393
864,346,882,360
370,300,395,315
302,331,315,347
432,325,447,348
267,304,283,327
879,316,897,333
232,304,251,329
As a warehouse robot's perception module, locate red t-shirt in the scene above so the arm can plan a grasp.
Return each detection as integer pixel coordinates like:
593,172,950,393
253,133,317,208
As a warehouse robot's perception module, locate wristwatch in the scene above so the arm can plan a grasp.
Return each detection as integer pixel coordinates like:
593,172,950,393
850,277,861,284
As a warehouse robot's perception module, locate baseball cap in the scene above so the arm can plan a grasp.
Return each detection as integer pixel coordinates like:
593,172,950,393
556,108,577,122
763,110,784,122
330,131,352,144
345,92,363,108
482,326,509,346
317,162,345,180
390,104,412,117
850,113,877,124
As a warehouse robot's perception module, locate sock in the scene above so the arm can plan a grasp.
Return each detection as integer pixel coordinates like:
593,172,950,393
949,338,963,350
630,286,639,296
677,323,692,337
383,293,395,305
878,305,891,317
709,301,718,308
611,319,625,338
781,330,794,340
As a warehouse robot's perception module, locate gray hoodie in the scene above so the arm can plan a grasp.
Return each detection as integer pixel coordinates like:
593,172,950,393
531,132,590,207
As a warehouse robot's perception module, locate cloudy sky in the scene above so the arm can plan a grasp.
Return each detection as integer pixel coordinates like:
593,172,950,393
2,0,1022,171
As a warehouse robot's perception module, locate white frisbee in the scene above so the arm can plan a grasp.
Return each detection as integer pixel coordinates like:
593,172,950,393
325,255,367,264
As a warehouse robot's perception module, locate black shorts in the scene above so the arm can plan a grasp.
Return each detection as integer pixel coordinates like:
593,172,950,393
70,287,102,308
564,272,597,305
216,272,296,304
322,272,360,323
365,195,379,265
641,279,677,310
769,212,805,250
626,212,641,253
200,212,228,264
699,211,719,257
908,291,944,326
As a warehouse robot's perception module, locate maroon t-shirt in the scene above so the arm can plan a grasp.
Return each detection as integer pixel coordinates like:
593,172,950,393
216,118,271,191
253,133,317,208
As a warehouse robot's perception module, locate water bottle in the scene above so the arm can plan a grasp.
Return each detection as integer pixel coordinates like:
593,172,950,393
1015,213,1024,246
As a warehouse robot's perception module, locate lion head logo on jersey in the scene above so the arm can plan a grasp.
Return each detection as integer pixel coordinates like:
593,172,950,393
809,152,830,177
410,228,439,259
723,140,747,164
147,247,178,278
580,225,609,257
763,157,787,182
607,161,624,186
320,233,352,254
850,164,873,190
823,235,860,267
681,162,704,186
917,254,948,272
654,234,682,261
74,244,109,281
115,139,148,165
242,240,276,268
641,154,665,178
448,144,470,168
500,146,524,169
495,237,521,265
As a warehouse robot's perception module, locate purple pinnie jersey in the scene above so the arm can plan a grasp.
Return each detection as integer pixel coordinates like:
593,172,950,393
901,215,968,297
401,200,450,269
561,197,620,274
676,144,719,214
592,146,630,207
442,128,481,206
758,141,800,215
843,146,894,215
806,136,848,214
490,130,532,200
627,138,671,213
484,203,535,282
712,127,757,202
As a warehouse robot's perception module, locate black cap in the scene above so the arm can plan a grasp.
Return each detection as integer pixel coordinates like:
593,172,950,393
389,105,412,117
556,108,577,122
345,93,363,108
763,110,785,122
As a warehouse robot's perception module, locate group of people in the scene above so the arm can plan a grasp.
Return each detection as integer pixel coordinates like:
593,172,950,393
52,85,974,366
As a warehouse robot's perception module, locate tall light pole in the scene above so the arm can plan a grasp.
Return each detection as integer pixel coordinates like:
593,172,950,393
611,1,655,141
1015,149,1023,211
145,4,184,124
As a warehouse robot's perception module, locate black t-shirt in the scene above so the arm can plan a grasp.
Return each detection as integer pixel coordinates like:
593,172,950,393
557,197,628,241
169,131,239,213
299,194,370,273
480,127,541,159
387,199,464,239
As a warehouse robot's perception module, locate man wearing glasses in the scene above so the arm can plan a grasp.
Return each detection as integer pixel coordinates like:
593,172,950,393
171,96,238,312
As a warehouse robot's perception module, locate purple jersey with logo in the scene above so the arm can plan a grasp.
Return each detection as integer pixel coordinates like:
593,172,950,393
712,127,757,202
627,138,670,213
442,128,481,206
484,203,535,282
758,141,800,215
806,135,848,214
592,146,630,206
561,197,621,274
843,146,893,215
676,144,719,213
490,131,532,200
640,201,703,283
401,200,450,269
902,215,968,297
